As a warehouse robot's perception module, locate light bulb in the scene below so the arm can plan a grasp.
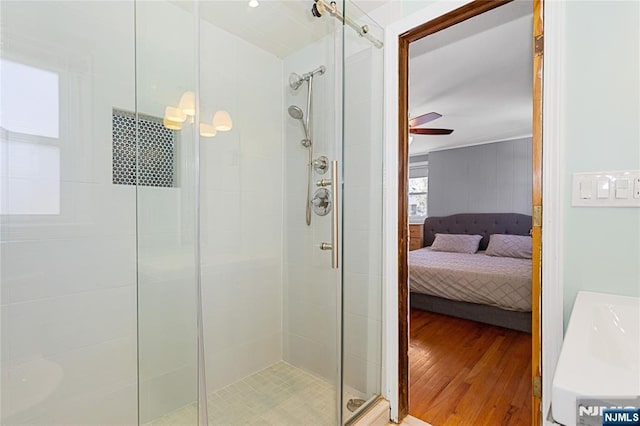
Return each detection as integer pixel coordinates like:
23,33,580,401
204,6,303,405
179,91,196,116
163,117,182,130
213,110,233,131
249,0,259,7
165,106,186,123
199,123,217,137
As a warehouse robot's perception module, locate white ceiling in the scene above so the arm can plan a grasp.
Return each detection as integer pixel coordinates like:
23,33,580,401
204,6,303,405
408,0,533,156
174,0,386,59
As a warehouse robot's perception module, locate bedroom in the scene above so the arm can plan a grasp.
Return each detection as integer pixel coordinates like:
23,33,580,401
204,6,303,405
405,2,534,424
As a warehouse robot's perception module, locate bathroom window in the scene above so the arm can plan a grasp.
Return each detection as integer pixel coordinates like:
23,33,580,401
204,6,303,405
0,59,59,138
0,59,61,215
112,109,175,187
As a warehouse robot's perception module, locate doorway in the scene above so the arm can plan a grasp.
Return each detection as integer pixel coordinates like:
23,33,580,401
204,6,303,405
396,0,544,424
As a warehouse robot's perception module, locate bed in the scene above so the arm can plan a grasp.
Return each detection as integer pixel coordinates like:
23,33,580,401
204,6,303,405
409,213,533,333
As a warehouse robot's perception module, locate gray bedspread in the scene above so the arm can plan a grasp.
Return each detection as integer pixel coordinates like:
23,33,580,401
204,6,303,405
409,248,532,312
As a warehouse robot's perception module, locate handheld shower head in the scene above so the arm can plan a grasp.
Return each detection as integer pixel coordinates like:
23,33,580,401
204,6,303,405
288,105,304,120
288,105,310,143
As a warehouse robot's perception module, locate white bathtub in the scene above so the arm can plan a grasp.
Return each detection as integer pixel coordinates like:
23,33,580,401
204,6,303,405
552,291,640,426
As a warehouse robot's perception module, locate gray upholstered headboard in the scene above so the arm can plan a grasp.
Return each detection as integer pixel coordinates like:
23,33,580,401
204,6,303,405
423,213,532,251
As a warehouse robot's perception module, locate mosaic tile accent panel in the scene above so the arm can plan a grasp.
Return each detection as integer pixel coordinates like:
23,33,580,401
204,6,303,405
112,109,175,187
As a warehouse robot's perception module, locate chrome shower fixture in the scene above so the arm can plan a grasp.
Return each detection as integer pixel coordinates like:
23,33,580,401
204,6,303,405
289,73,305,91
313,156,328,174
309,0,383,49
287,65,326,226
287,105,310,145
288,65,326,90
311,0,325,18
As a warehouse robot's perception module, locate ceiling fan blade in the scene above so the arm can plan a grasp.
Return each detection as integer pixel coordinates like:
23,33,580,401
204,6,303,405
410,128,454,135
409,112,442,127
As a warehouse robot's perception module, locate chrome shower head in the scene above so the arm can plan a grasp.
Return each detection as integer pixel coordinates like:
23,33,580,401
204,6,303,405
288,105,304,120
288,105,310,143
290,66,325,91
289,73,304,90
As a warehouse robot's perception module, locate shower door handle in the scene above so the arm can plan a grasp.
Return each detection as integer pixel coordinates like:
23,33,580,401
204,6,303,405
331,160,339,269
329,160,340,269
318,160,339,269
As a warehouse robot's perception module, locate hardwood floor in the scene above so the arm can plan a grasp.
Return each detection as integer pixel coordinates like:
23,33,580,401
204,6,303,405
409,309,532,426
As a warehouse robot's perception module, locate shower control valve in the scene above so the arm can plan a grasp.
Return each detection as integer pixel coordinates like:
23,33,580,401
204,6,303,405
311,188,332,216
316,178,332,188
313,156,328,174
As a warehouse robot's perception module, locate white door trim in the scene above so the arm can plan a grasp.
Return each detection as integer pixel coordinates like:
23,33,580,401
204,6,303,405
540,0,566,423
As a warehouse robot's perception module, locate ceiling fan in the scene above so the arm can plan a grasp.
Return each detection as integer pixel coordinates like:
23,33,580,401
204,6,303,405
409,112,454,135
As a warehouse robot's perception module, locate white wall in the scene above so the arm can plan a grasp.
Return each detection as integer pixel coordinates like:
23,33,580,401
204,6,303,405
562,0,640,326
428,138,533,217
1,2,138,424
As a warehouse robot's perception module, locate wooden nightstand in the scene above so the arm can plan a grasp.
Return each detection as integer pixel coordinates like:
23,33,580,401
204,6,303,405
409,223,424,251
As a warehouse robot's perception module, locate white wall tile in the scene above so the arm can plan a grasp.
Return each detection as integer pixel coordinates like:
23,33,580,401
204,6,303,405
343,272,382,321
198,9,285,394
1,237,136,305
343,313,382,365
2,337,136,424
281,35,341,385
285,333,336,384
1,286,135,368
140,364,198,424
343,354,381,398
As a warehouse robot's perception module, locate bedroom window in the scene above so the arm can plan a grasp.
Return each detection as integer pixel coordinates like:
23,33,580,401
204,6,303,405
409,176,428,220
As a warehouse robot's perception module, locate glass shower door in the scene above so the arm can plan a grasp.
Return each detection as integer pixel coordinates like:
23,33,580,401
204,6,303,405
1,1,139,424
340,1,384,423
135,1,200,424
197,1,342,425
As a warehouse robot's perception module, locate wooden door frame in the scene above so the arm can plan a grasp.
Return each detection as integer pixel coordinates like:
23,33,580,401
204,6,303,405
396,0,543,423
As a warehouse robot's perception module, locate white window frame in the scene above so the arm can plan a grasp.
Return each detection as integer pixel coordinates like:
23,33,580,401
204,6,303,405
408,160,428,223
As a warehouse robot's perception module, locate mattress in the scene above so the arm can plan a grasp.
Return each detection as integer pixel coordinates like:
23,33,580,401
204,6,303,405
409,248,532,312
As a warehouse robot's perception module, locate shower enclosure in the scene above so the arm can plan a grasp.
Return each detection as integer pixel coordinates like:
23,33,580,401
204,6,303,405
0,1,383,425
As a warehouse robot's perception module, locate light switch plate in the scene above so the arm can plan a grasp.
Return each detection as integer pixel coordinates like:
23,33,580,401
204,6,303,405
572,170,640,207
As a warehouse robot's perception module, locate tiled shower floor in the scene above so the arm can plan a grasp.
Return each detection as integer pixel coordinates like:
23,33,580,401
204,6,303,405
147,362,360,426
